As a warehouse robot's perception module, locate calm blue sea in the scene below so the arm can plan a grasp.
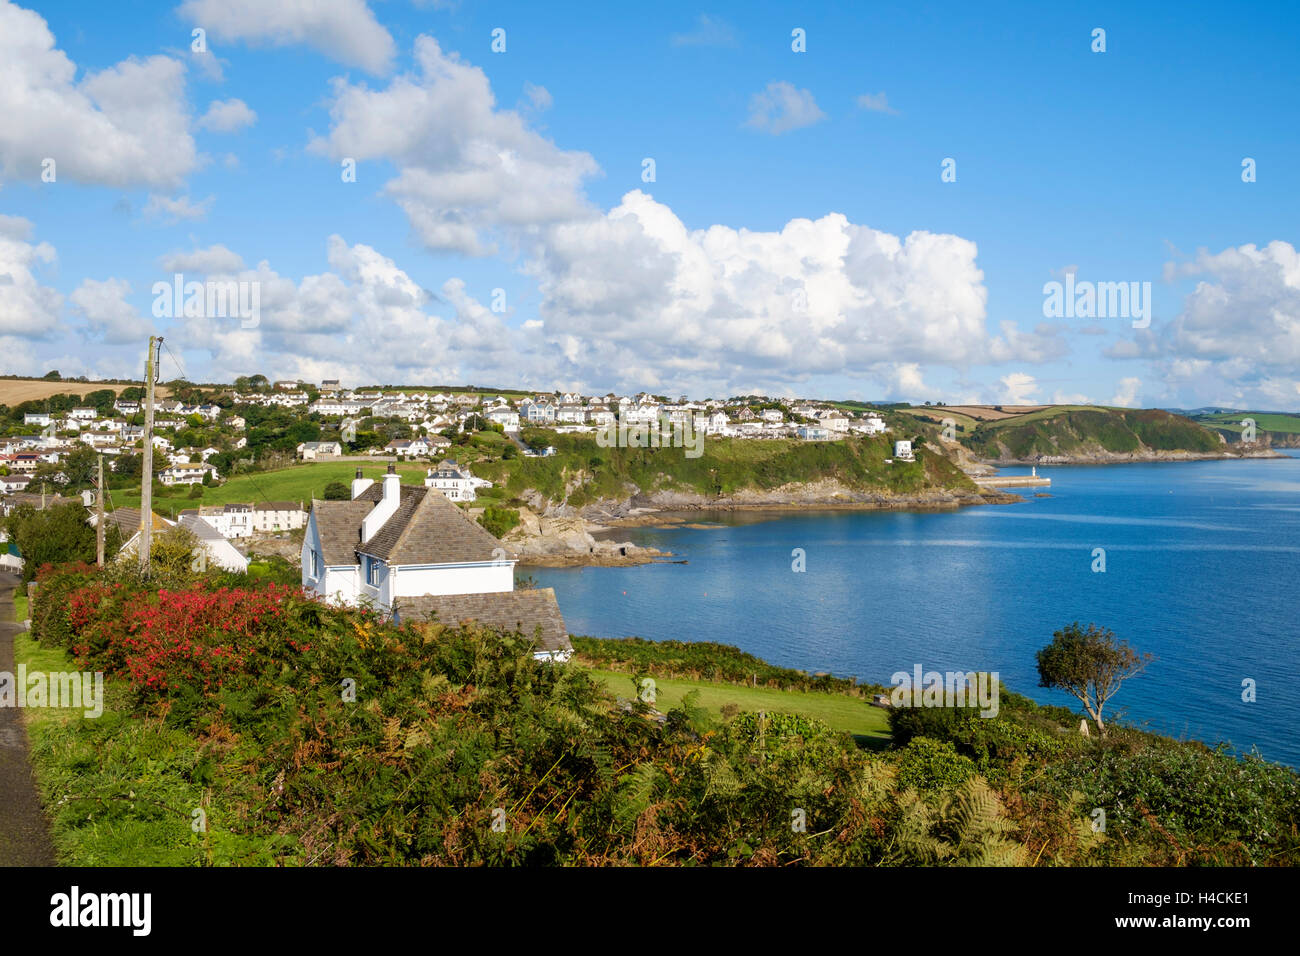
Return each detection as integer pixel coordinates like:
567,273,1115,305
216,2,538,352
531,453,1300,768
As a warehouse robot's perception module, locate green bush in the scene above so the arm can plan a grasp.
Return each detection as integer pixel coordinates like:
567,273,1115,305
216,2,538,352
895,737,977,792
890,704,1066,777
1041,740,1300,863
478,505,520,538
323,481,350,500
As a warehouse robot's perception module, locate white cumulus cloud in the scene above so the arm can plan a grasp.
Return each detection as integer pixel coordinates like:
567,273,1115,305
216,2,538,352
198,98,257,132
523,190,1050,395
70,278,155,344
310,36,600,256
0,1,196,188
178,0,395,75
0,214,62,338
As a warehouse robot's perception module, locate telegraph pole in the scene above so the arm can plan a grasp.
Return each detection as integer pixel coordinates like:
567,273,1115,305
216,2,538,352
139,335,162,573
96,454,105,567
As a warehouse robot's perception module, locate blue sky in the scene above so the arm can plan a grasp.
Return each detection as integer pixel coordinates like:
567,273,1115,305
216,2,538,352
1,0,1298,408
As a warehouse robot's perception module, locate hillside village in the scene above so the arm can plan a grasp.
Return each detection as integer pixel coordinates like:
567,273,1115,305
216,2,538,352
0,377,901,505
0,377,911,657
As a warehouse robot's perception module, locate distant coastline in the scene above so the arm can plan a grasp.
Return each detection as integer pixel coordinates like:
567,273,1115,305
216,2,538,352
976,446,1288,466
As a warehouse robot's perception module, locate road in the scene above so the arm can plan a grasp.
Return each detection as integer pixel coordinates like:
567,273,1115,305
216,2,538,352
0,571,56,866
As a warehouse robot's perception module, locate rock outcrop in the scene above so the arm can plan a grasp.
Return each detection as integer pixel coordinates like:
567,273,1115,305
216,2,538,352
505,508,670,567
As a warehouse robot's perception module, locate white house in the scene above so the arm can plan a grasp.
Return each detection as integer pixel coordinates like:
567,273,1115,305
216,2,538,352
486,406,520,431
301,466,570,660
160,461,218,486
818,411,850,433
23,413,51,427
424,460,490,502
182,503,253,539
556,404,587,424
179,516,249,572
797,425,831,441
79,431,119,450
0,475,32,494
298,441,343,460
253,501,306,533
622,403,659,426
70,407,98,421
310,400,369,416
855,415,888,436
385,437,431,457
520,399,556,424
113,510,247,574
893,440,915,462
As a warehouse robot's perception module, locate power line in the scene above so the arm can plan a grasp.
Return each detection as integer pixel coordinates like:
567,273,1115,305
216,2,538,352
160,340,187,382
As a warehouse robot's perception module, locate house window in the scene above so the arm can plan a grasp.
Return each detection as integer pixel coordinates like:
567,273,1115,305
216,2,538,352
366,557,380,586
310,549,320,578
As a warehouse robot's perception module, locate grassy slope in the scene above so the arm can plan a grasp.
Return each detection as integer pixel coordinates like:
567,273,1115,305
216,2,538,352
582,666,891,744
14,631,272,865
976,404,1125,429
476,431,978,508
13,591,889,863
1197,412,1300,435
899,408,982,432
108,461,430,515
961,408,1222,459
105,425,981,518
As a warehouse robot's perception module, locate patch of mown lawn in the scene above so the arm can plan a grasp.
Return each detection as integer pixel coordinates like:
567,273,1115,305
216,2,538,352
580,666,891,746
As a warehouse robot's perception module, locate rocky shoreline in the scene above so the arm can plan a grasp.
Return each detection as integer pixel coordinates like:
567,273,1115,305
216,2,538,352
506,481,1019,564
979,447,1288,466
505,510,675,567
500,446,1293,566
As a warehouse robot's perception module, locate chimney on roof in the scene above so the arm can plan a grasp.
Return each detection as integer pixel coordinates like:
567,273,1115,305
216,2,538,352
361,464,403,541
351,467,374,500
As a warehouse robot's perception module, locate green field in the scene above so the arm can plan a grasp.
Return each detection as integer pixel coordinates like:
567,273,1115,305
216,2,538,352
897,407,982,432
582,666,892,746
976,404,1126,430
107,461,430,516
1197,412,1300,435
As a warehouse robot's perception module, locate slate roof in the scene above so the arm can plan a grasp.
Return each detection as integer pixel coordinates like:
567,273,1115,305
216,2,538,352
309,498,372,566
354,482,505,564
392,588,571,654
309,480,507,567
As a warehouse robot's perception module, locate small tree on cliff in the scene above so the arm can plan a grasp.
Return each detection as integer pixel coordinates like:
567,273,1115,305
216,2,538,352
1036,622,1151,737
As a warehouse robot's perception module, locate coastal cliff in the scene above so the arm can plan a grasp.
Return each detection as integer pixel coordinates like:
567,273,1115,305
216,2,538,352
959,407,1287,465
502,477,1016,565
